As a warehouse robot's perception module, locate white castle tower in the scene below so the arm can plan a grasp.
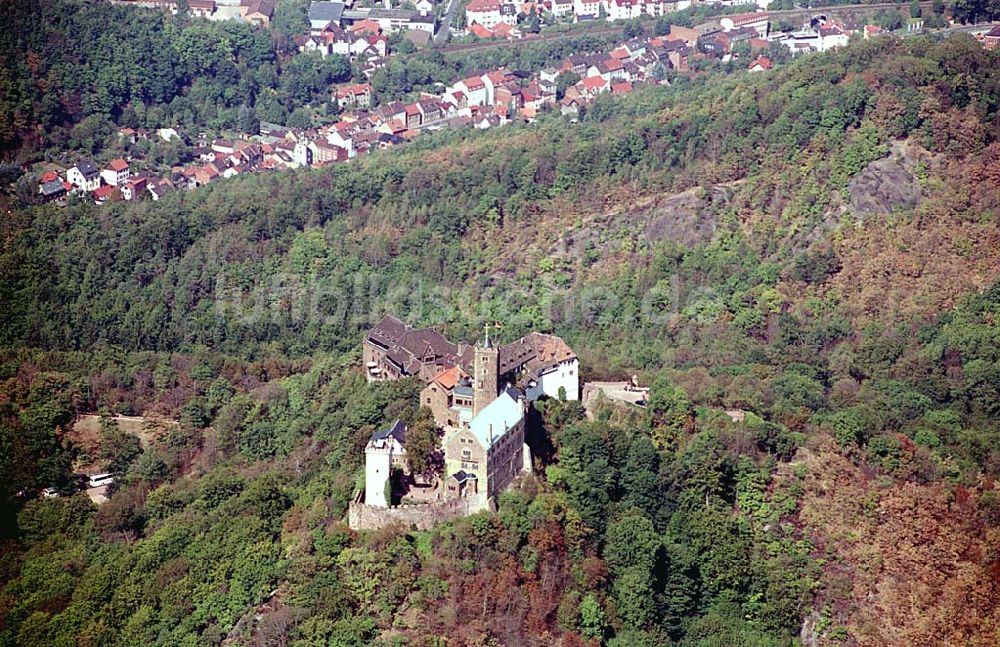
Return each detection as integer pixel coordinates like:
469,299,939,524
364,420,406,507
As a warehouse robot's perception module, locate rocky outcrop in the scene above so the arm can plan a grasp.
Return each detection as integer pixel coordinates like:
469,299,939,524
847,145,922,216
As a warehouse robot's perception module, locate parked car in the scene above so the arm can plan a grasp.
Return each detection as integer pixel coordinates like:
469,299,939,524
42,487,59,498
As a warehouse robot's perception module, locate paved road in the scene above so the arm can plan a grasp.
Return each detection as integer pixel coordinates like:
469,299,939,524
435,0,463,44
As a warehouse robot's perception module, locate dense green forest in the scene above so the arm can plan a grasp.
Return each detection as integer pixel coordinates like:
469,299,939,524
2,26,1000,647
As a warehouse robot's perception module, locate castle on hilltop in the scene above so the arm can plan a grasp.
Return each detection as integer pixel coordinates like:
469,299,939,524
352,317,580,529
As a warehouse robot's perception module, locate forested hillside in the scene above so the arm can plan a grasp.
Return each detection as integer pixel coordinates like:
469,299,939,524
2,32,1000,646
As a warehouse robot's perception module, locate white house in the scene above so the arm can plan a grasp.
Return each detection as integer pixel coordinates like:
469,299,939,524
100,158,130,187
551,0,574,17
573,0,600,18
720,12,769,38
451,76,489,106
603,0,641,21
364,420,407,507
781,25,849,53
368,8,436,33
293,140,313,167
817,25,850,50
466,0,515,29
67,159,101,192
326,128,357,158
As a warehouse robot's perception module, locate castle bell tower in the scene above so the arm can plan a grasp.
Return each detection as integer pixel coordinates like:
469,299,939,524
473,326,499,418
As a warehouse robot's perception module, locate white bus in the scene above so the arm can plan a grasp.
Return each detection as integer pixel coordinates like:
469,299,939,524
87,473,114,488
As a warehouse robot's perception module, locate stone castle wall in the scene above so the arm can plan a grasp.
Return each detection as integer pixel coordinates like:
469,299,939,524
348,492,489,531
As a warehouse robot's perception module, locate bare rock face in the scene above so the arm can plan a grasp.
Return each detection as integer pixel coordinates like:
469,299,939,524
847,147,921,216
800,609,821,647
642,186,721,248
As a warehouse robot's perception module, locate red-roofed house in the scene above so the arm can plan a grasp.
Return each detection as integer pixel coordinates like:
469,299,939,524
469,22,494,39
336,83,374,108
93,184,117,205
351,18,382,36
101,158,130,187
610,80,633,95
748,56,772,72
588,58,625,82
491,22,520,39
455,76,489,106
580,75,607,97
193,164,219,187
122,176,147,201
404,103,423,128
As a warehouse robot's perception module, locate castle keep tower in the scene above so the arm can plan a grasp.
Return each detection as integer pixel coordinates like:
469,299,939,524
473,331,499,417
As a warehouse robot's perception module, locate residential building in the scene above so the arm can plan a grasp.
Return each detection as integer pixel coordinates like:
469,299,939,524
720,11,769,38
188,0,216,17
93,185,116,205
122,176,147,201
38,178,66,201
368,8,436,33
336,83,374,108
466,0,511,29
309,140,348,164
148,179,175,201
309,1,345,31
572,0,600,18
101,158,130,187
453,76,489,106
67,159,100,192
241,0,276,26
748,55,772,72
551,0,574,18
